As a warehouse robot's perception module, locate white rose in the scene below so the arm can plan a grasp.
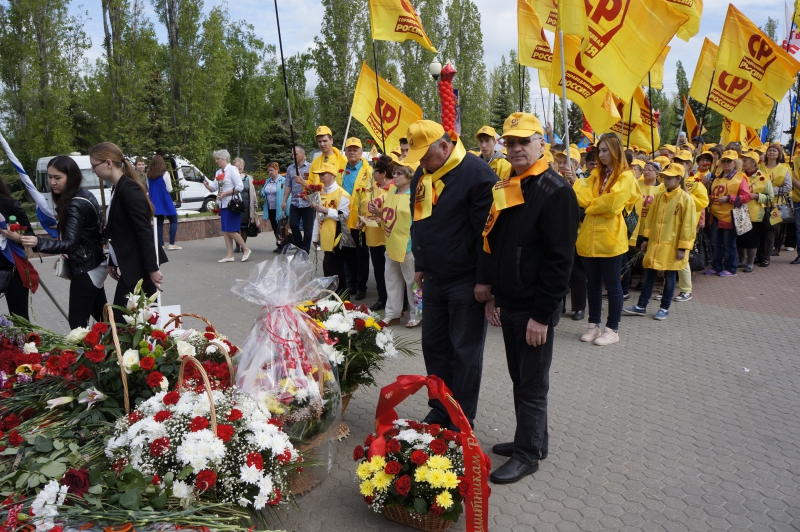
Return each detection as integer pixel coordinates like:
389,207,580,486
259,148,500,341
121,349,140,374
22,342,38,354
65,327,90,344
160,376,169,391
176,340,195,359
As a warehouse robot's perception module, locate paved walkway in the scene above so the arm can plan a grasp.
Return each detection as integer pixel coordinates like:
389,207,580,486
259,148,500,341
21,235,800,532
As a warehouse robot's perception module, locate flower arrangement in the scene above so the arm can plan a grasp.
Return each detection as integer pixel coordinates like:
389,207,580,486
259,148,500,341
354,419,470,523
299,183,323,205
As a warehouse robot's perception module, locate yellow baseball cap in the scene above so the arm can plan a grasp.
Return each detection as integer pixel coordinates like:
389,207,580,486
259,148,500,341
660,144,676,154
501,112,544,138
743,152,760,164
630,159,645,169
720,150,739,161
659,163,685,179
544,150,554,164
345,137,362,149
755,145,768,153
312,162,338,176
315,125,333,137
654,156,671,168
555,146,581,163
475,125,497,139
673,149,693,162
404,120,447,164
697,150,714,162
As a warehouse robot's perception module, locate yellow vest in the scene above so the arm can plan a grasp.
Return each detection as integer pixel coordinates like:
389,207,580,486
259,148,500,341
759,162,789,188
356,183,388,247
710,172,745,224
319,187,347,252
745,171,773,222
382,185,412,262
346,159,373,229
792,156,800,202
628,180,663,245
642,187,698,271
310,148,348,186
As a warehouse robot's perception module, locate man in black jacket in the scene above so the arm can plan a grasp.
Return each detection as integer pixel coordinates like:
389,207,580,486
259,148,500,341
404,120,498,429
482,113,579,484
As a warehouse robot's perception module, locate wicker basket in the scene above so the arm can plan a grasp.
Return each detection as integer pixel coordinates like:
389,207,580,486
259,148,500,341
287,468,319,496
383,505,453,531
337,391,355,440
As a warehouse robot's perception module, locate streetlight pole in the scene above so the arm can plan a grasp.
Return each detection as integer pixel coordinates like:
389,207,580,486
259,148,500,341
429,58,442,120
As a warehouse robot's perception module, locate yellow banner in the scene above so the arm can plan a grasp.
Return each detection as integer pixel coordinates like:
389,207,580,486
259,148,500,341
683,96,701,141
745,125,763,147
612,86,659,153
717,4,800,101
368,0,437,53
689,38,773,130
795,0,800,28
720,118,745,146
518,0,553,70
579,0,688,101
550,34,620,133
559,0,588,37
647,46,670,90
351,62,424,148
530,0,558,32
665,0,703,41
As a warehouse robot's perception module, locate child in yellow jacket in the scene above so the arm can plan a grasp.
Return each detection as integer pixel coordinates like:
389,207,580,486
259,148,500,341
623,163,698,320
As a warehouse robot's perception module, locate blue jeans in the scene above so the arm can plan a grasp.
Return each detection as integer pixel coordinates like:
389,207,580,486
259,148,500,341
710,218,737,273
794,205,800,255
637,269,676,311
582,254,624,331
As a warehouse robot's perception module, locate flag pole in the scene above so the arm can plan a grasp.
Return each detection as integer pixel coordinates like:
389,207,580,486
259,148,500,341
273,0,299,174
677,96,687,145
558,30,570,149
539,85,548,124
785,14,797,151
647,73,655,157
341,114,353,151
371,39,387,153
626,97,634,149
697,73,715,150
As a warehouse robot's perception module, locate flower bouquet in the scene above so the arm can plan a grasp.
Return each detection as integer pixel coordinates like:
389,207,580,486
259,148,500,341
355,375,491,532
299,183,323,206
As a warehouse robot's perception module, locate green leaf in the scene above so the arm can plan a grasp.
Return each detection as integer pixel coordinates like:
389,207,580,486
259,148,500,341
149,490,167,509
68,443,79,452
119,487,142,510
52,439,64,450
27,475,40,489
176,466,193,480
34,436,53,453
15,472,30,488
88,484,104,495
39,460,67,479
163,471,174,487
89,468,104,485
413,497,428,515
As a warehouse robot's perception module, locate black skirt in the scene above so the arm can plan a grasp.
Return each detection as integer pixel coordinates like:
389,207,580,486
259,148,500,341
736,219,763,249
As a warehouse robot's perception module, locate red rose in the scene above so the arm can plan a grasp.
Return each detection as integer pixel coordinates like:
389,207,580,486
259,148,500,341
150,437,170,457
190,416,209,432
154,410,172,423
410,450,428,465
227,409,243,421
195,469,217,491
430,503,444,516
84,331,99,346
216,424,234,442
458,476,471,497
85,349,105,363
0,430,4,439
394,474,411,496
91,322,108,334
152,474,161,485
2,414,20,431
386,438,401,454
384,461,402,475
267,418,283,430
455,434,463,446
127,411,142,424
60,468,90,497
8,430,23,447
442,429,457,442
353,445,365,461
148,313,158,325
277,449,292,464
430,439,448,455
344,302,356,311
112,458,128,473
354,318,366,331
364,495,375,504
385,428,400,438
407,421,423,431
364,434,376,447
145,371,164,388
139,357,155,371
426,424,440,436
163,391,180,405
150,330,166,341
73,364,93,380
246,452,264,470
51,527,63,532
203,332,216,341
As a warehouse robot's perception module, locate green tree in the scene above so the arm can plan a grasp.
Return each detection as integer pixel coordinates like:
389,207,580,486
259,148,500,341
489,74,514,132
567,102,583,145
507,50,532,114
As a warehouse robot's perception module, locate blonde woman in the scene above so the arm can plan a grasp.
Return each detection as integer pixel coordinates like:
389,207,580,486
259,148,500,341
204,149,250,262
233,157,258,252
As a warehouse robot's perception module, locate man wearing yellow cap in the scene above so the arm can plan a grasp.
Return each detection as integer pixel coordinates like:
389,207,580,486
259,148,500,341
660,145,676,161
342,137,373,300
475,125,512,179
310,125,347,186
482,112,578,484
555,146,584,184
311,162,354,295
404,119,497,430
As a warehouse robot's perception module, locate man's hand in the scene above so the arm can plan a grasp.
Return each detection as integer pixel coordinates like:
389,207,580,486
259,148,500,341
641,240,648,252
294,174,305,185
474,283,493,302
676,249,686,261
485,300,501,327
150,270,164,291
526,318,548,347
414,271,424,291
314,204,328,214
19,235,38,247
108,265,120,281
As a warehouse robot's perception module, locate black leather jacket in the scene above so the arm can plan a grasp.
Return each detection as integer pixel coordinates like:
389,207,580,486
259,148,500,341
37,188,106,275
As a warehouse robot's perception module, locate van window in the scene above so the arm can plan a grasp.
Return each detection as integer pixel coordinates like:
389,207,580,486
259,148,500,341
181,166,204,183
36,169,100,190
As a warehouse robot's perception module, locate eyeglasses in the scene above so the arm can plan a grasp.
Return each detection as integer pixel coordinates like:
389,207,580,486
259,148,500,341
505,136,543,149
90,160,106,170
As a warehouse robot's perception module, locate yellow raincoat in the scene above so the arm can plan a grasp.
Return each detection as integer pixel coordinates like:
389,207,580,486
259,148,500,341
352,180,389,246
642,187,698,271
685,175,710,216
574,168,639,257
628,180,663,245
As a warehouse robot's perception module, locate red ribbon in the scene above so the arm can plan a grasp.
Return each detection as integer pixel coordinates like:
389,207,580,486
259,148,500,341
368,375,490,532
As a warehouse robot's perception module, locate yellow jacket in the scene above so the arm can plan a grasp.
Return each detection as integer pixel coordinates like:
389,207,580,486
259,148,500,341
642,187,698,271
309,148,348,186
628,180,663,245
346,159,374,229
685,176,709,215
574,168,639,258
488,157,512,179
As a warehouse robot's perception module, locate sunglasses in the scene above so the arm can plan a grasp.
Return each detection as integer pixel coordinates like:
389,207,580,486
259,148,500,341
505,136,542,149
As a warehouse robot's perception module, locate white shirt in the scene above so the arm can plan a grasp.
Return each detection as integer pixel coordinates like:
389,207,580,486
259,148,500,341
312,182,350,244
208,164,243,208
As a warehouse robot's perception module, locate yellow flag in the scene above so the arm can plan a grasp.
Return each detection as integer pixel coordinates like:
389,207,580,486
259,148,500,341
795,0,800,28
665,0,703,41
558,0,588,37
518,0,553,70
351,62,423,148
538,67,550,90
368,0,437,53
717,4,800,101
745,125,763,147
647,46,670,90
682,96,702,140
550,35,620,133
720,118,746,145
530,0,558,32
612,86,659,153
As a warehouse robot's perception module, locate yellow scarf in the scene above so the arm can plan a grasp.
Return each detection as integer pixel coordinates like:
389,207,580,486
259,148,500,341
413,134,466,221
482,157,549,253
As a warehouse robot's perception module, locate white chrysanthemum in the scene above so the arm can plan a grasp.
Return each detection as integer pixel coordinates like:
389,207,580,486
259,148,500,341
397,429,423,443
172,479,192,499
240,464,262,484
176,430,225,471
323,343,344,365
258,475,274,495
384,343,398,358
417,433,435,445
253,492,269,510
323,314,351,333
394,419,409,427
105,434,129,458
31,480,68,531
375,331,390,350
316,300,341,312
65,327,90,344
238,496,251,507
295,386,311,403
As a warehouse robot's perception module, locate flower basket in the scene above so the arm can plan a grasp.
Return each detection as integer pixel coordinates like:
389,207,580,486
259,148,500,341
383,504,453,532
338,389,356,440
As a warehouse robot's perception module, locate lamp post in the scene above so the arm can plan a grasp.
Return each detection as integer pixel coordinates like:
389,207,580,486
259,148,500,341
429,58,442,81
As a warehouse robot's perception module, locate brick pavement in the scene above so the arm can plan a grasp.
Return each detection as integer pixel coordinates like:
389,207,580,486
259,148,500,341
20,235,800,532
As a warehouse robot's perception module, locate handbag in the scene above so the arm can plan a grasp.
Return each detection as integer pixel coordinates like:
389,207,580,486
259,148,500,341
227,193,246,213
732,203,752,236
623,206,639,239
54,255,72,280
246,221,260,238
689,232,711,272
276,217,289,241
0,267,15,296
776,195,795,222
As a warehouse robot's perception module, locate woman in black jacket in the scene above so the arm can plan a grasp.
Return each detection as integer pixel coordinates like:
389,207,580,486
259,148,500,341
0,177,36,320
16,156,107,328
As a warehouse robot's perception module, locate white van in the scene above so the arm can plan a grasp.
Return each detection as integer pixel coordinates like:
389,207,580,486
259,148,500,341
35,154,218,213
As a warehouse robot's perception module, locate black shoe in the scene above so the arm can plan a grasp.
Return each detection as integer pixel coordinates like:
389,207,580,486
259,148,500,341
792,256,800,264
422,410,448,426
623,293,631,301
355,290,366,301
573,310,585,321
273,247,282,253
759,260,770,267
369,300,386,311
234,245,242,253
489,458,539,484
492,442,514,457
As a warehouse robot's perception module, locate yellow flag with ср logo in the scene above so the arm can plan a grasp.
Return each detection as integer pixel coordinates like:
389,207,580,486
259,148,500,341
682,96,705,140
549,34,620,133
578,0,688,101
530,0,558,32
720,118,746,146
351,61,423,149
717,4,800,101
689,38,774,130
611,86,660,154
368,0,437,53
518,0,553,71
665,0,703,41
646,46,670,90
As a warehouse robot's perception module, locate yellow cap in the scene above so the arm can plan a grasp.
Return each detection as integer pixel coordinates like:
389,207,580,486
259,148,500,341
660,144,676,154
630,159,645,169
345,137,362,149
544,143,551,151
743,152,760,164
654,156,671,168
674,149,693,162
697,150,714,161
755,145,768,153
544,150,554,164
475,125,497,139
315,125,333,137
404,120,447,164
556,146,581,163
312,162,338,176
720,150,739,161
659,163,685,179
501,112,544,139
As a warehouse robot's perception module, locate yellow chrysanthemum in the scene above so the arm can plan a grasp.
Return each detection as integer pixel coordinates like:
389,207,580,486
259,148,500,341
356,461,373,480
414,466,430,483
443,471,459,489
364,317,376,328
264,396,285,415
372,470,394,491
359,480,374,496
368,455,387,472
427,456,452,471
315,320,326,329
426,468,446,488
436,491,454,509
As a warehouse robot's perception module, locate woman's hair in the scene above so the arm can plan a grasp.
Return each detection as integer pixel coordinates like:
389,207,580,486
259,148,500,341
724,142,742,155
766,143,785,163
0,177,13,200
89,142,153,217
595,133,629,195
710,145,724,160
373,155,393,176
147,154,167,179
232,157,245,168
213,149,231,162
624,149,634,165
267,161,280,172
393,163,415,181
47,156,86,235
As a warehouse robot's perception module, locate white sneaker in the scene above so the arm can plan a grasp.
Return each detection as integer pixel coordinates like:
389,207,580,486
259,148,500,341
593,329,620,346
167,244,182,250
787,247,796,251
580,324,602,343
673,292,692,302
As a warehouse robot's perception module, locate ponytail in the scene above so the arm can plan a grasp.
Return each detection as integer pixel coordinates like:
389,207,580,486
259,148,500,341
90,141,154,217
